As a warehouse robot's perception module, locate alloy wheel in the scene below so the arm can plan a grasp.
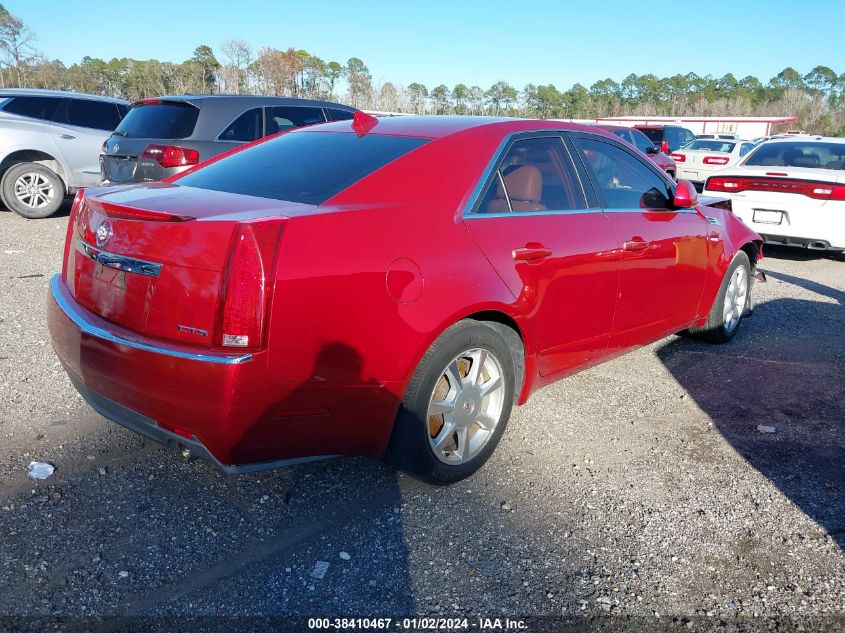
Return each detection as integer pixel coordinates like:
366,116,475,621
723,265,748,332
14,172,55,209
427,348,506,465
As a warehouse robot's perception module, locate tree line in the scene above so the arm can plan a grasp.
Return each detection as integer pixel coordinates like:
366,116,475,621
2,4,843,135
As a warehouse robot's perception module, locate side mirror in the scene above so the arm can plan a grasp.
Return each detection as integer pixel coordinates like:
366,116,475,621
645,145,659,155
673,179,699,209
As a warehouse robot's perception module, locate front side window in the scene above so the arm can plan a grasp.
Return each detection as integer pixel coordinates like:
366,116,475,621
328,108,355,121
176,131,428,205
63,99,122,131
610,129,634,145
219,108,263,142
475,137,586,214
264,106,325,134
637,128,663,145
577,137,673,210
2,96,62,121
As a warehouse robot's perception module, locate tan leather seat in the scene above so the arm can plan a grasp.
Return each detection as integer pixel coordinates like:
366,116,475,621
486,165,546,212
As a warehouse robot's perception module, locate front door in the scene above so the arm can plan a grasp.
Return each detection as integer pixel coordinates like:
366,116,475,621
570,133,710,351
462,135,621,378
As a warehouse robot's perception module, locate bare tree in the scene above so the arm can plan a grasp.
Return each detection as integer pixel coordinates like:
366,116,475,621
220,38,252,94
0,4,39,87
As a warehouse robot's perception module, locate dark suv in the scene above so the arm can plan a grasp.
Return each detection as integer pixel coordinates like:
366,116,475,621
633,125,695,155
100,95,358,184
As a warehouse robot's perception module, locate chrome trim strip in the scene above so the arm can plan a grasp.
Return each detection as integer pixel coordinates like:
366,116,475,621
50,275,252,365
76,239,163,278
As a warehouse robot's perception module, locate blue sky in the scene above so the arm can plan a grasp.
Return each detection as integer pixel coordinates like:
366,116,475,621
9,0,845,90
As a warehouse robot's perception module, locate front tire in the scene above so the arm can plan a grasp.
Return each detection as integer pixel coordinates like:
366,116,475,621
1,163,65,219
389,320,517,484
689,251,752,343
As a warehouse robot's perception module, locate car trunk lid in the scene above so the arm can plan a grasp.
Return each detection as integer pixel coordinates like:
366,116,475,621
64,183,315,348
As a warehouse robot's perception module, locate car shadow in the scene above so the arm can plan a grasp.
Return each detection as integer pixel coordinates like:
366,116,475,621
762,244,845,263
656,272,845,550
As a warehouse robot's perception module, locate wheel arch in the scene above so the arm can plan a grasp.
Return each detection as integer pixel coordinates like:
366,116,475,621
0,149,69,192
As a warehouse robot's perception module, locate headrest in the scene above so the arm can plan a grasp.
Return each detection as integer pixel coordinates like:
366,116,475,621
497,165,542,203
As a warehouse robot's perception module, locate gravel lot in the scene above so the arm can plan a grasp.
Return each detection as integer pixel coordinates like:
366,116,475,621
1,204,843,631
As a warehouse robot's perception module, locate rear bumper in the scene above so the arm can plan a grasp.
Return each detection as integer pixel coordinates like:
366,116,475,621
47,274,357,470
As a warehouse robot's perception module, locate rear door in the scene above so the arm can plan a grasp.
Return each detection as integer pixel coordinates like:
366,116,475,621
462,134,621,378
50,98,124,188
571,133,709,349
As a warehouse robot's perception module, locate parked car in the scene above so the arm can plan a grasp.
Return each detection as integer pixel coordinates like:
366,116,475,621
100,95,358,185
595,124,677,178
49,115,762,484
703,136,845,251
672,138,756,190
634,124,696,155
0,89,129,218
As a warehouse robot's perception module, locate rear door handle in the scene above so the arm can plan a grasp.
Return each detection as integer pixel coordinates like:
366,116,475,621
512,243,552,261
59,134,76,140
623,239,649,252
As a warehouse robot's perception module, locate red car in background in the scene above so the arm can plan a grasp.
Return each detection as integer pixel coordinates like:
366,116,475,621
595,124,677,178
48,115,762,484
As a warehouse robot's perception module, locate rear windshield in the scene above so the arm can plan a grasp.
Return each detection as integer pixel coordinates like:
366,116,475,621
176,131,429,205
638,128,663,143
685,141,736,153
744,141,845,170
114,102,199,139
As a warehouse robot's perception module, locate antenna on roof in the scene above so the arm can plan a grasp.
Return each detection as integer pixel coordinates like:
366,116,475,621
352,111,378,137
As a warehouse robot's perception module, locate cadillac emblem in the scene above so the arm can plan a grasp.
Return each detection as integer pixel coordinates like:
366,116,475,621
95,219,113,248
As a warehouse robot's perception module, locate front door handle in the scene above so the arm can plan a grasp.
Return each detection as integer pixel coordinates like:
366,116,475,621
512,243,552,261
623,239,649,252
59,134,76,140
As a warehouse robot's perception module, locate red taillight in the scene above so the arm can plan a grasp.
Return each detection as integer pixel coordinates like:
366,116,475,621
670,153,686,162
661,140,669,154
705,176,844,201
215,220,283,349
142,144,200,169
62,190,85,283
703,156,730,165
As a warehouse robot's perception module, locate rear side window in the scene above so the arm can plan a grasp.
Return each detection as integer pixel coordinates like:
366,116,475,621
578,137,673,210
115,102,199,139
475,137,586,214
264,106,325,134
2,96,61,121
328,108,355,121
739,143,755,157
62,99,123,131
176,131,429,205
219,108,263,142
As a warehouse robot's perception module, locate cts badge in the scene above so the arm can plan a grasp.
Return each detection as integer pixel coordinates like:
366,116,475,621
95,219,113,248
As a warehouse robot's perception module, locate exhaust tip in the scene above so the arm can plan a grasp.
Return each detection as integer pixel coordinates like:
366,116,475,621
807,241,828,250
178,444,194,462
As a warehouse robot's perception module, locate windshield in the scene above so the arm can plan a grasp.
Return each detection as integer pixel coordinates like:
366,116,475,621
744,142,845,169
176,131,429,205
684,141,736,153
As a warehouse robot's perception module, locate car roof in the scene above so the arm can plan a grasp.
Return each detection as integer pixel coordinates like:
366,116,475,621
594,124,638,132
297,115,609,140
142,94,358,110
0,88,128,105
764,135,845,144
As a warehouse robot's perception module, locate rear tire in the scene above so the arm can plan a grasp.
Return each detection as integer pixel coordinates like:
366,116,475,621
1,163,65,219
688,251,752,344
388,320,517,484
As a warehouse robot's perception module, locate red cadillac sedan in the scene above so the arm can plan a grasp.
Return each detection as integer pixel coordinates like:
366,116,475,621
49,115,762,484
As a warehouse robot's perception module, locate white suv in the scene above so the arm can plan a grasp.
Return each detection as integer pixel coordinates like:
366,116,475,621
703,137,845,251
0,89,128,218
